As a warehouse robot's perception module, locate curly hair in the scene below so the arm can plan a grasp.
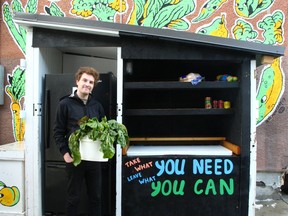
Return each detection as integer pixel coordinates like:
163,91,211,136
75,67,100,85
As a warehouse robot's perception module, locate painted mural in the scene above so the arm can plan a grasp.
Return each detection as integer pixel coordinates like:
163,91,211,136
71,0,126,22
1,0,286,139
192,0,227,23
44,1,65,16
232,19,258,41
0,181,20,207
2,0,37,141
258,10,284,45
257,57,284,125
127,0,195,29
2,1,27,55
196,14,229,37
234,0,275,18
5,67,26,141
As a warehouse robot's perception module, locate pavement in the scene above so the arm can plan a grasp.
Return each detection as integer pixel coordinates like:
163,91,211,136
255,186,288,216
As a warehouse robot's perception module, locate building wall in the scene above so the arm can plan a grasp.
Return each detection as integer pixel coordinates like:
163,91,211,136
0,0,287,173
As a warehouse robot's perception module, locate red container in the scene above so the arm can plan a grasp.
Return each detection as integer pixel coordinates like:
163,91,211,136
213,100,218,108
218,100,224,108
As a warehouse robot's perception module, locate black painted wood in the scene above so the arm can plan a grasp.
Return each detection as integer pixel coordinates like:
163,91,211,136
123,156,241,216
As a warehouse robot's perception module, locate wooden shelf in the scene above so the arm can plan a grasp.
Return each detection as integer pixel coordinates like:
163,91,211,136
124,81,239,89
124,108,234,116
129,137,226,141
127,137,241,155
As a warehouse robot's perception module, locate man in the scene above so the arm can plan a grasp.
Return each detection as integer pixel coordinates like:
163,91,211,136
53,67,105,216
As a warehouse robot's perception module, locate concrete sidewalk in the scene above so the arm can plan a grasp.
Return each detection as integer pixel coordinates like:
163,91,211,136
255,186,288,216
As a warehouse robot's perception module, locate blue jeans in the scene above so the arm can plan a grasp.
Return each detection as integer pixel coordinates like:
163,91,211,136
66,161,102,216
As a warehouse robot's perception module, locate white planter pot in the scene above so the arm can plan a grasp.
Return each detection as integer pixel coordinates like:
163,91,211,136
79,136,108,162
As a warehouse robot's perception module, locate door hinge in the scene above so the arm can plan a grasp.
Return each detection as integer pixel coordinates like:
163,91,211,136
33,103,42,116
116,103,122,117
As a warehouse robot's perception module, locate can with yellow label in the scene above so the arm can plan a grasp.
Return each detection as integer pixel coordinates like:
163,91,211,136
224,101,231,109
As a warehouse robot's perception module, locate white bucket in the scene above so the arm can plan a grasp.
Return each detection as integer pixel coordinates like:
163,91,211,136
79,136,108,162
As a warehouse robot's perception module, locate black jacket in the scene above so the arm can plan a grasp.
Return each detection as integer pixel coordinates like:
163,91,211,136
53,92,105,156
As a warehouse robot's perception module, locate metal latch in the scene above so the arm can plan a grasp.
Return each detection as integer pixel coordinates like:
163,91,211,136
33,103,42,116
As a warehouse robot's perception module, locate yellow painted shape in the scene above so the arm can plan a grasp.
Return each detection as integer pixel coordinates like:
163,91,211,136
264,58,283,116
210,15,228,37
0,186,20,207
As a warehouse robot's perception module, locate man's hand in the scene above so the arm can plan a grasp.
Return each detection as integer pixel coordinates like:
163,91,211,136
63,152,74,163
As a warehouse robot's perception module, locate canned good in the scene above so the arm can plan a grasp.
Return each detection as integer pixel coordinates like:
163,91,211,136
205,97,212,109
224,101,231,109
213,100,218,108
218,100,224,108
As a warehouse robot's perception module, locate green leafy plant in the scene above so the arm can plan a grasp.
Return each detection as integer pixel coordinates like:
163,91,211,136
69,116,129,166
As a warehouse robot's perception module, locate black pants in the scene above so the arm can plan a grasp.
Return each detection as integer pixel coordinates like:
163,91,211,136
66,161,102,216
